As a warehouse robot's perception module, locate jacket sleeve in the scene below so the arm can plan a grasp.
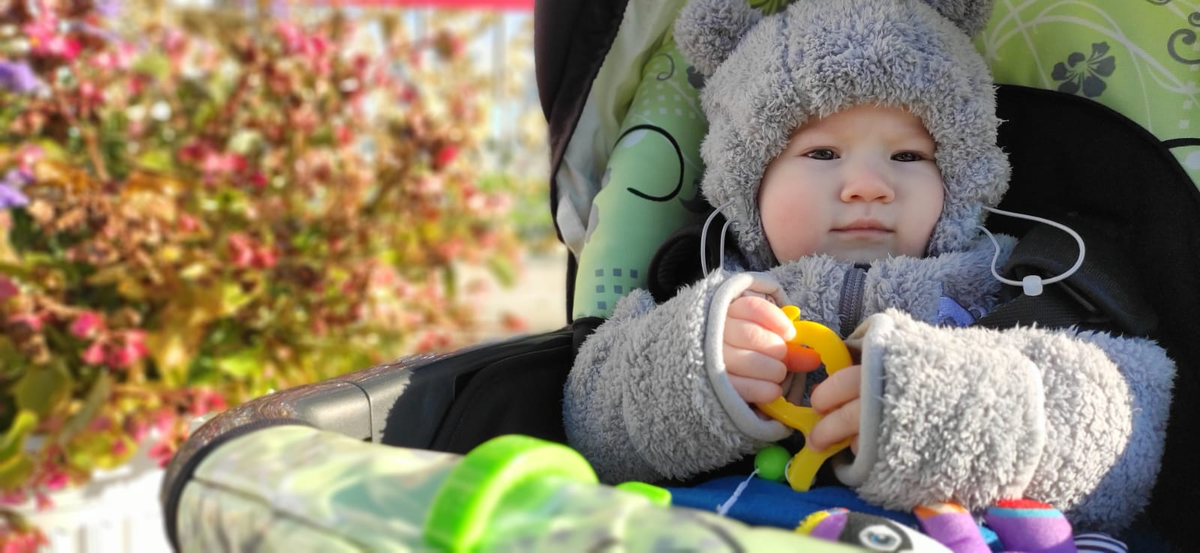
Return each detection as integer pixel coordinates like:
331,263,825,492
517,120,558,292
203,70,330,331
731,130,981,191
563,270,795,484
836,309,1175,534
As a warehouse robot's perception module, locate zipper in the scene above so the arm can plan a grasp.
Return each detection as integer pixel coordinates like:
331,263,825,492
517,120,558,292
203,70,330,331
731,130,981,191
838,263,870,337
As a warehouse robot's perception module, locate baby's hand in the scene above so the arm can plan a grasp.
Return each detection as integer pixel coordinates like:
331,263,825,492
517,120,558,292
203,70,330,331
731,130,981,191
723,294,800,404
809,364,862,454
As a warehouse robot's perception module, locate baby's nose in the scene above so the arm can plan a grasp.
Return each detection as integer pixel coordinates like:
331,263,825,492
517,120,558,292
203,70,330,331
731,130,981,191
840,162,895,203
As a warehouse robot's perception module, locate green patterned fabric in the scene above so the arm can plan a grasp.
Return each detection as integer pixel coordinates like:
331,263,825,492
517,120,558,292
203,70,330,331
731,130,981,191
174,426,865,552
977,1,1200,188
571,37,708,320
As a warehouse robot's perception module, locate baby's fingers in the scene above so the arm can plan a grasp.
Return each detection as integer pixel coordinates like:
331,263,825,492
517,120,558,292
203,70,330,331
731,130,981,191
810,365,862,414
728,295,796,342
729,374,783,405
723,345,787,383
808,399,861,452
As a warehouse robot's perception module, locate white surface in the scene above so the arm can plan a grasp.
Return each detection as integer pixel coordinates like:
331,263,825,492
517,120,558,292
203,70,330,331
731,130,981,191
21,443,170,553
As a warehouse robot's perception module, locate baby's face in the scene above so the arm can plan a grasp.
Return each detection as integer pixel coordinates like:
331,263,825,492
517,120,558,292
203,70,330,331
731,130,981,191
758,105,945,265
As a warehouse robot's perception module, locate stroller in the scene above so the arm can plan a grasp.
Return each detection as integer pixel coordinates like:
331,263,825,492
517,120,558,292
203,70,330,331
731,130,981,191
160,0,1200,550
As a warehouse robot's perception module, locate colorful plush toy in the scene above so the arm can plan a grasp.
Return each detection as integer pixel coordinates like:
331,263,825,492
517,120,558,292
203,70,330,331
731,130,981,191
797,499,1091,553
798,508,951,553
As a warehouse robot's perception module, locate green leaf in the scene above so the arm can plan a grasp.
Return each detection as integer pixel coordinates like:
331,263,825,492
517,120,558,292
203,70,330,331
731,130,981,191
221,282,255,315
486,256,516,288
0,261,33,281
133,52,172,80
191,102,217,130
0,411,37,490
136,148,174,172
14,360,73,420
442,265,458,298
0,455,34,492
216,348,262,379
227,130,261,155
33,138,70,161
0,410,37,461
58,373,112,445
0,338,27,379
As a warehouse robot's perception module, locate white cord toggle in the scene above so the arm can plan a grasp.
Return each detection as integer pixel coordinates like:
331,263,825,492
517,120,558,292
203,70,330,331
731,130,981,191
979,206,1086,297
716,468,759,516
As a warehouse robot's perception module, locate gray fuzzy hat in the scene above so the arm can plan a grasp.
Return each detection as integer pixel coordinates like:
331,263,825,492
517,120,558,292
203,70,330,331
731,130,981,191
675,0,1008,270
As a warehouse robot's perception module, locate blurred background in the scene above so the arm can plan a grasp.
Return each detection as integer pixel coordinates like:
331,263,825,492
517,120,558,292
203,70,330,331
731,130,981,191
0,0,564,548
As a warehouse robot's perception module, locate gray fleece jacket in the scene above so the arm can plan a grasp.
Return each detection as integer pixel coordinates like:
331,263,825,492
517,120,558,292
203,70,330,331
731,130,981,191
563,236,1175,533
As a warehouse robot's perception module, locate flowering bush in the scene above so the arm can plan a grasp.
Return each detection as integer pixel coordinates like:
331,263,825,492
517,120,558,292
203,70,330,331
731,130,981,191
0,0,525,540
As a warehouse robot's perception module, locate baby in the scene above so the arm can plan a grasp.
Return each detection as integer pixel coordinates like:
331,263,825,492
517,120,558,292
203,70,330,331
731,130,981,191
564,0,1175,536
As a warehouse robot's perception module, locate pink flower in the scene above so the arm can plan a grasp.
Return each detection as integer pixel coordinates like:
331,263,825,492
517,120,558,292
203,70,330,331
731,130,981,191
177,141,209,164
44,469,68,491
88,415,112,431
9,313,45,332
190,389,227,416
94,43,136,71
1,530,47,553
200,152,246,178
275,22,305,53
153,410,176,434
148,439,176,468
163,28,187,58
415,176,443,194
106,331,148,369
252,247,278,269
128,419,150,442
70,311,104,339
16,145,44,174
227,233,256,268
81,341,106,365
23,13,59,50
0,277,18,302
335,126,353,147
248,172,268,189
76,80,107,116
433,146,458,170
34,492,53,511
435,239,464,261
24,13,82,61
179,213,200,233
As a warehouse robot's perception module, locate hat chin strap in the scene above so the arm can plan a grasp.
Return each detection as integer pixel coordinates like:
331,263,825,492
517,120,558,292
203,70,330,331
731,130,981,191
700,199,736,275
701,202,1087,298
979,206,1087,297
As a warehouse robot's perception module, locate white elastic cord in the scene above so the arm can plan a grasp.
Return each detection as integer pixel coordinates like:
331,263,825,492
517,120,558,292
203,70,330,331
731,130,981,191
700,200,735,275
979,206,1086,297
716,468,758,516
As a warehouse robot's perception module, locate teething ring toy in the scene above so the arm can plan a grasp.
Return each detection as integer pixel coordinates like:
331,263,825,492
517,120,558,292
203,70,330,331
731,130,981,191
757,305,853,491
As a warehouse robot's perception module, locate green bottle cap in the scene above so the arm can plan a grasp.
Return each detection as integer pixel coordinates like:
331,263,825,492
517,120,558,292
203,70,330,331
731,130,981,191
423,435,598,551
615,481,672,506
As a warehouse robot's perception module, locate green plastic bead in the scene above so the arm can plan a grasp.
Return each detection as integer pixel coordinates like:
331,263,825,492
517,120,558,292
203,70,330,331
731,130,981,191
755,445,790,482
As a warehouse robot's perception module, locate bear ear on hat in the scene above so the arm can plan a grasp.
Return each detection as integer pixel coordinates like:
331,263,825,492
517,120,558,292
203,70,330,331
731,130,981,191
919,0,996,36
674,0,762,77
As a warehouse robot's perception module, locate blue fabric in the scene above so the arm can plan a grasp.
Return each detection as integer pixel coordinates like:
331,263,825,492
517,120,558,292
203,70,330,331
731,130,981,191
666,476,920,530
936,295,978,327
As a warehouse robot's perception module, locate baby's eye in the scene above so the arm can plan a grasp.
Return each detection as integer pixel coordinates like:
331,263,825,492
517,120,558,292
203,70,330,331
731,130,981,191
804,149,837,160
891,151,927,162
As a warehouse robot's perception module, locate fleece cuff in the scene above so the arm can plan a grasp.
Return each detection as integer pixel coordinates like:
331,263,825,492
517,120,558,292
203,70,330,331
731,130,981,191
703,271,795,443
834,309,1047,511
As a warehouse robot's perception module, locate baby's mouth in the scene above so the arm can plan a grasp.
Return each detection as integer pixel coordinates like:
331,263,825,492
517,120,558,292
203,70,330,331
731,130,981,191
833,219,892,234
